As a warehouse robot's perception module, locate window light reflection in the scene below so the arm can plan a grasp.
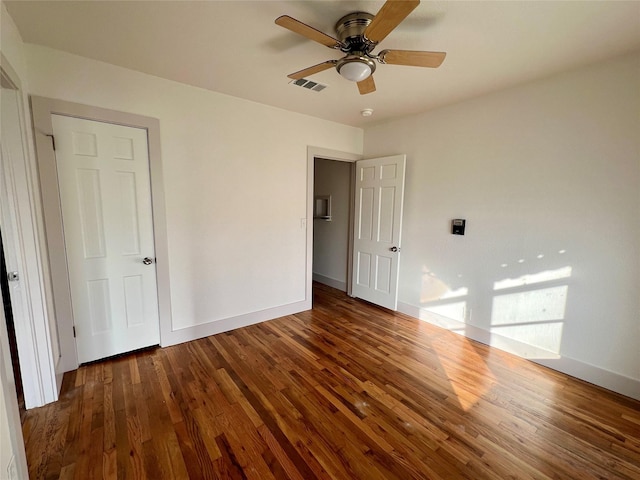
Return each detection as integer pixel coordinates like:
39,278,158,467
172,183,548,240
493,266,572,291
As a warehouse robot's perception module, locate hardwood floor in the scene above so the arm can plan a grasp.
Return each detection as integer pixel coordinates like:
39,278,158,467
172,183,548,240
23,283,640,479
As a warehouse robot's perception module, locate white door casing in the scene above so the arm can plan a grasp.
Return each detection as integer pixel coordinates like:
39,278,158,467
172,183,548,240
1,90,40,402
52,115,160,363
1,74,58,408
351,155,406,310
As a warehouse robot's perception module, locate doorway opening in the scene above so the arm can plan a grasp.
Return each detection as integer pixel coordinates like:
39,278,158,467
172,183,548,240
308,150,407,311
305,147,361,307
312,158,354,295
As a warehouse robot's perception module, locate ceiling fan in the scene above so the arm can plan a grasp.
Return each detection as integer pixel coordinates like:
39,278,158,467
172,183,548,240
275,0,446,95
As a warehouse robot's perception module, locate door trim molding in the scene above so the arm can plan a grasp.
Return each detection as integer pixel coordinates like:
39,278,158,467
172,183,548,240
31,96,172,373
306,147,361,304
1,54,58,408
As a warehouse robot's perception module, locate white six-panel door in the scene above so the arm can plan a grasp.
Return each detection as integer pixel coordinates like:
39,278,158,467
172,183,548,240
351,155,406,310
52,115,160,364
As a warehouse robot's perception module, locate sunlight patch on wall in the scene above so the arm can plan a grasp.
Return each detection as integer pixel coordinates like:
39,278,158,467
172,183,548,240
441,287,469,299
424,301,467,323
493,266,572,291
491,285,568,353
420,266,468,303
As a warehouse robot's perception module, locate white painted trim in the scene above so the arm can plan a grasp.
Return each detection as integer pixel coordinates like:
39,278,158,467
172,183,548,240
312,273,347,292
31,96,171,374
1,54,58,408
0,288,29,480
161,300,309,347
307,146,361,304
398,301,640,401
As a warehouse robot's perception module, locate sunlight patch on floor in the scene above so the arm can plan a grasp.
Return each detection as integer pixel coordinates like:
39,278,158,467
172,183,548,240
432,337,497,412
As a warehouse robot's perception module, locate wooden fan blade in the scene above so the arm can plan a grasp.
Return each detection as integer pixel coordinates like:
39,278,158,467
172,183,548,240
364,0,420,44
379,49,446,68
275,15,343,49
287,61,337,80
357,76,376,95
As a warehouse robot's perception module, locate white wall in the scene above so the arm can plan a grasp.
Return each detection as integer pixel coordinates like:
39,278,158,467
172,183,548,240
25,44,363,347
313,159,351,291
364,52,640,398
0,3,27,82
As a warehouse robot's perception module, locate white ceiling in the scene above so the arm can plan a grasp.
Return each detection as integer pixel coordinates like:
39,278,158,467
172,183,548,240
6,1,640,127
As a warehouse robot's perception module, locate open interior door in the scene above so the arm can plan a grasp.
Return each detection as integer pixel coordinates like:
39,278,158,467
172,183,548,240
351,154,406,310
51,114,160,364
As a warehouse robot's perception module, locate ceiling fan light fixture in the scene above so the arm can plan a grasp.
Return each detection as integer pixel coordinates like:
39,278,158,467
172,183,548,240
336,56,376,82
276,0,446,95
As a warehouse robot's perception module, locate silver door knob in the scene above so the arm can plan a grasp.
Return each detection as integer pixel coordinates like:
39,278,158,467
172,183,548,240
143,257,154,265
389,246,399,252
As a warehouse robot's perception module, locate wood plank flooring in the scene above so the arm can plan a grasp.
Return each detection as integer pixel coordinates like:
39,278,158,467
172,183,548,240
23,283,640,479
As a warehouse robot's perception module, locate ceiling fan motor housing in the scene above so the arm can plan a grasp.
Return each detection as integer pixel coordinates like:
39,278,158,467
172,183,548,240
335,12,376,52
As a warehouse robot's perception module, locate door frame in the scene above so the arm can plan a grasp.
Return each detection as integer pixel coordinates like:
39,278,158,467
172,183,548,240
1,54,58,408
31,96,172,373
306,147,361,303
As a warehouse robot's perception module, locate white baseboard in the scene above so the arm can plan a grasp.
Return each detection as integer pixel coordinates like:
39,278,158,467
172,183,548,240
161,299,311,348
312,273,347,292
398,302,640,401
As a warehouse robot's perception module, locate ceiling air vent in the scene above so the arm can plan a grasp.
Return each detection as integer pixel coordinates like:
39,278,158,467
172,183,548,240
290,78,328,92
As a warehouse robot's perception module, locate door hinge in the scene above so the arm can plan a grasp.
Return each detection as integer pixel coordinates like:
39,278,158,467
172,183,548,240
72,326,76,338
46,134,56,151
